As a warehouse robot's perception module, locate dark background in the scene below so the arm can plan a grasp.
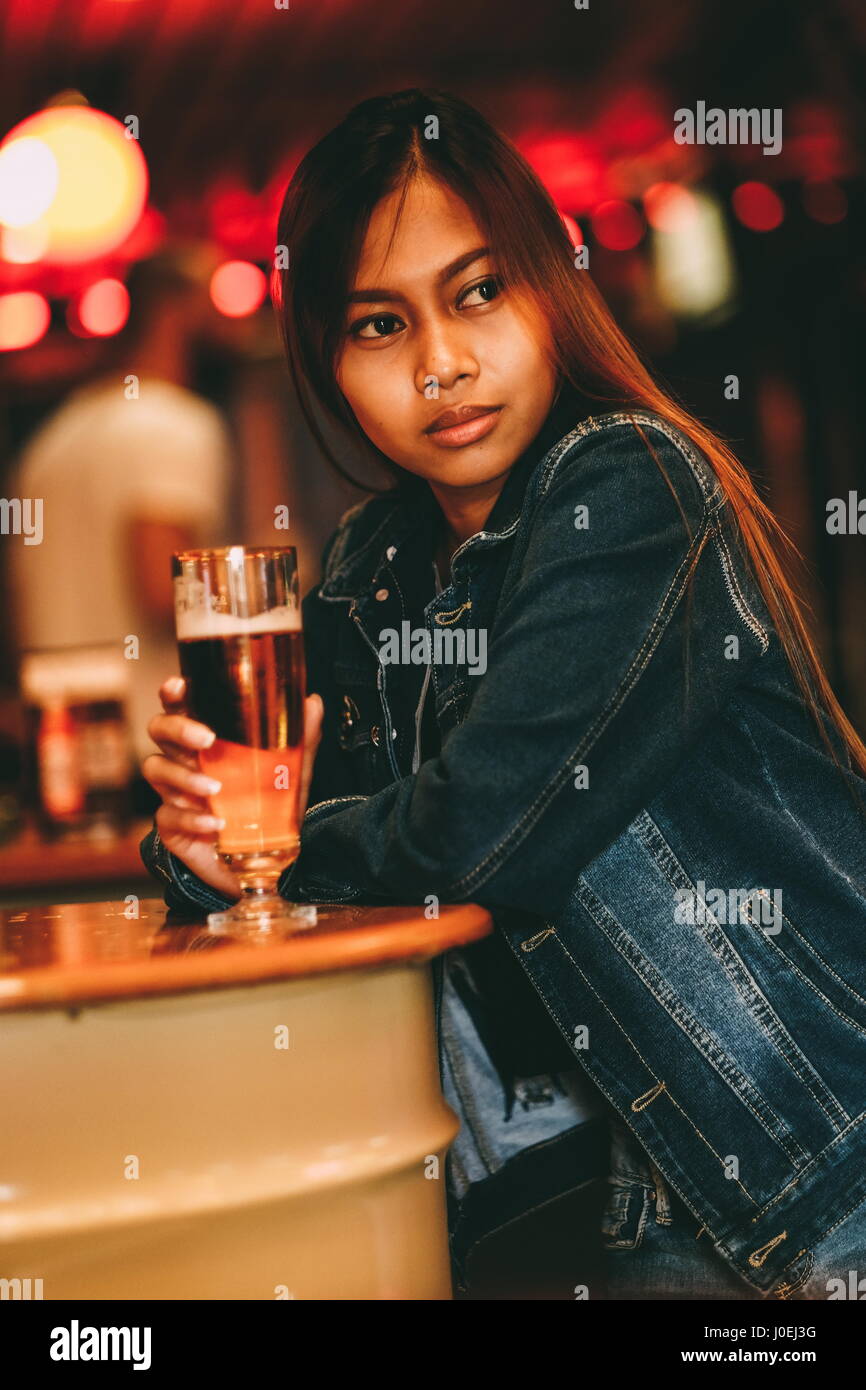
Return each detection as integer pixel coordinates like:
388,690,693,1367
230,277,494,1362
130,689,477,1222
1,0,864,722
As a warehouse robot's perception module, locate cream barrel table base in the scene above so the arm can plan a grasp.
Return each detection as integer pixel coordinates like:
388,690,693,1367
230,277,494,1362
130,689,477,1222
0,898,492,1300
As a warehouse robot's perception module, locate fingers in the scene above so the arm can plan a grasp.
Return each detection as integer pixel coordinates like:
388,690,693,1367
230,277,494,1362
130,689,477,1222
142,753,223,804
150,742,201,773
156,801,226,839
159,675,187,711
147,683,324,842
151,823,241,900
147,711,216,759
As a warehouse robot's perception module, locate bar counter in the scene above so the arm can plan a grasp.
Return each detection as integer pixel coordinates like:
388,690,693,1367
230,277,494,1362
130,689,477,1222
0,896,492,1300
0,817,155,899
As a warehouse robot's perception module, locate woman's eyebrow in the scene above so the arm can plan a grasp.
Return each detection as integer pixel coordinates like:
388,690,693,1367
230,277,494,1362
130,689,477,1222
345,245,490,305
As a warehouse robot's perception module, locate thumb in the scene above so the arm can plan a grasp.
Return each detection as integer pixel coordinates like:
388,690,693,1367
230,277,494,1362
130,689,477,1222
299,692,324,813
307,691,324,740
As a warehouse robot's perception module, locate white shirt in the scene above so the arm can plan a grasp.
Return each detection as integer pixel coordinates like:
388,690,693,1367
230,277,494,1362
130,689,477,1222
9,376,232,763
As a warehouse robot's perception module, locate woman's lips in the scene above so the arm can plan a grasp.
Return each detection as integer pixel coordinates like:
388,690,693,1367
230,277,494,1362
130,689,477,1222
424,406,503,447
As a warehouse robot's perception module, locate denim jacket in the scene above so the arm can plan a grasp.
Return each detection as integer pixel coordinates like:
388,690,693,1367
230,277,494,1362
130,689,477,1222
141,384,866,1297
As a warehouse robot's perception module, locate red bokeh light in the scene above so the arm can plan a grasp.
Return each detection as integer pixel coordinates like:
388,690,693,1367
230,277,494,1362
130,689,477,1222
596,88,668,156
519,134,606,213
802,180,847,225
732,182,784,233
208,178,274,260
76,277,130,336
209,260,267,318
591,199,644,251
0,290,50,350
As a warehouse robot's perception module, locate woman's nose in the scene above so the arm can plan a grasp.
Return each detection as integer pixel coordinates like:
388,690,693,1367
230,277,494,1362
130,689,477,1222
414,322,478,396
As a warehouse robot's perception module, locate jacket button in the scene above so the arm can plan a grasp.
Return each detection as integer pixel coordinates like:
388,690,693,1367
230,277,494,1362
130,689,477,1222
338,694,360,748
385,545,397,561
375,587,389,601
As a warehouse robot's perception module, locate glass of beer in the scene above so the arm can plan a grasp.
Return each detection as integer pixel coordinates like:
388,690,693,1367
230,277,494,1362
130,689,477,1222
172,546,317,936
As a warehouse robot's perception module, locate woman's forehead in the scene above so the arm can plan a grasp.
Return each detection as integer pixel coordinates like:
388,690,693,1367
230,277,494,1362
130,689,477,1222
351,179,483,287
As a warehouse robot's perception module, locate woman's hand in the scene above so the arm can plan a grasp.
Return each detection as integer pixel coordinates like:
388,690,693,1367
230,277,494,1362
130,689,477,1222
142,676,325,900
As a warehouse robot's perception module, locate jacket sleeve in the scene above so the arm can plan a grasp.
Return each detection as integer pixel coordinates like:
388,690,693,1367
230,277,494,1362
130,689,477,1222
278,425,771,917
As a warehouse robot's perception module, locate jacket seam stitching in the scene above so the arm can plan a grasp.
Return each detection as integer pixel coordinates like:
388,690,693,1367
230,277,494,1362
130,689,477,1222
755,913,866,1033
306,795,369,814
537,412,722,508
524,928,752,1218
319,499,403,593
436,679,469,717
630,813,851,1132
710,513,770,650
773,1249,813,1297
573,872,812,1165
781,1182,866,1265
733,1110,866,1228
319,411,720,596
556,934,756,1206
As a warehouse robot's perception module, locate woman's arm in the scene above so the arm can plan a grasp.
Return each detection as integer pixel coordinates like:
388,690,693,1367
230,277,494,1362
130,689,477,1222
279,425,770,916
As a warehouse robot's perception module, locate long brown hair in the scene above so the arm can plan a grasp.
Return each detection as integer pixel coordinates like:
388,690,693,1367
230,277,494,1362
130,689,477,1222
274,87,866,797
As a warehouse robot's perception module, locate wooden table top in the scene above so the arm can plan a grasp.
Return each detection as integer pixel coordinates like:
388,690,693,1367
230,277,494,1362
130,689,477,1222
0,897,493,1014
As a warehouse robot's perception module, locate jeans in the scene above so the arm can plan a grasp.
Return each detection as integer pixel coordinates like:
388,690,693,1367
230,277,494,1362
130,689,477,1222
601,1112,866,1301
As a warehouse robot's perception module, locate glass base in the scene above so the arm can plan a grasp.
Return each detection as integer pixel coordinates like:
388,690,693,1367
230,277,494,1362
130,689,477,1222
207,897,318,940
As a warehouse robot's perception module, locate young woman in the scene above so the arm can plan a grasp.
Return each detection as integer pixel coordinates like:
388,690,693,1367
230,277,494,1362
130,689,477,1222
140,88,866,1301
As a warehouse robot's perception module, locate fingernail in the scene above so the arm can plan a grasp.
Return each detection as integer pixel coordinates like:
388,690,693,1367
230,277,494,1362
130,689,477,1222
191,727,216,748
199,778,222,794
198,816,225,830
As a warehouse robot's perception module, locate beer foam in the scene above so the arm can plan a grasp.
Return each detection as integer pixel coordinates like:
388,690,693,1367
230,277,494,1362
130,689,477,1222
176,604,302,641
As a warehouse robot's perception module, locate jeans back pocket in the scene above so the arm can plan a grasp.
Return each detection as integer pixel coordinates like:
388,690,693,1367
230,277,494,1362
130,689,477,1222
601,1179,652,1250
601,1109,658,1250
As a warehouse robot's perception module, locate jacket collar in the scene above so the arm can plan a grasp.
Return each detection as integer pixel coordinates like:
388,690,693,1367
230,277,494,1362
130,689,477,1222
318,379,592,601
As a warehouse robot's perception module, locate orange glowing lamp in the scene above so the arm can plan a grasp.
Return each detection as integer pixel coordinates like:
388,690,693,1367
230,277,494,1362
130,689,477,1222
0,106,148,265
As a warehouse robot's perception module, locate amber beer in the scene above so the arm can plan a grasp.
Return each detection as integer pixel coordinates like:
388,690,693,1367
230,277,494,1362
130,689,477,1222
173,546,315,933
177,608,305,858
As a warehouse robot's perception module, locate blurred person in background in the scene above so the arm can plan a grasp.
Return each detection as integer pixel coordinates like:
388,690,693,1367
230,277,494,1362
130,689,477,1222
8,249,235,813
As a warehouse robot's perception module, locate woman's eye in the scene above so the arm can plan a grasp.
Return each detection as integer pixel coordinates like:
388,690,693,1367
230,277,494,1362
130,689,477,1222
346,277,500,340
350,313,405,340
458,275,501,308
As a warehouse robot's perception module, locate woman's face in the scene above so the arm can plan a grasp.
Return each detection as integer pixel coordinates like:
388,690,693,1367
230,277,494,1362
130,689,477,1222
334,174,559,492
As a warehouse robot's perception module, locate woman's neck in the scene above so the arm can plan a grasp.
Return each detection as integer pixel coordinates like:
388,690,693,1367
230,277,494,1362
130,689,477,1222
433,523,456,586
426,378,581,583
428,470,510,580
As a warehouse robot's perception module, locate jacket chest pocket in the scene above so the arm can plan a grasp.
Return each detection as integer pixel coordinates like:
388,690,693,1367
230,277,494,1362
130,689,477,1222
334,669,385,793
433,672,473,737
